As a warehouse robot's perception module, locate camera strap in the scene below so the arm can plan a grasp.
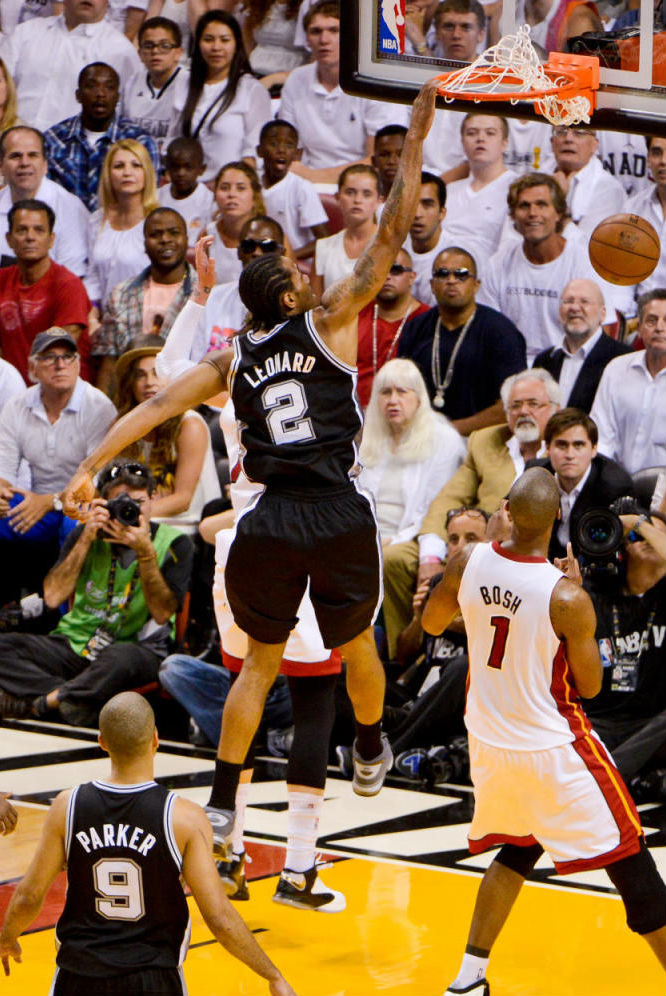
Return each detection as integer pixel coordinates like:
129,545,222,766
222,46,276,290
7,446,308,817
609,602,656,693
80,555,141,660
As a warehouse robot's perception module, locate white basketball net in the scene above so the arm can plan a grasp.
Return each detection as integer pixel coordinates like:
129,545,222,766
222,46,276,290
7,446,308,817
439,25,592,126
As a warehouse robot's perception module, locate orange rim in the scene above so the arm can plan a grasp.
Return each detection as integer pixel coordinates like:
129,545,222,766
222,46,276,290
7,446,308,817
435,51,599,106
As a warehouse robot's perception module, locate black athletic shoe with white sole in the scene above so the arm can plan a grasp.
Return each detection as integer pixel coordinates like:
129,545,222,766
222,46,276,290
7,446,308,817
272,864,346,912
443,979,490,995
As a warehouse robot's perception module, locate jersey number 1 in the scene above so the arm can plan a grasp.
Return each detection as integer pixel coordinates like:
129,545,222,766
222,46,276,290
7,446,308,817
487,615,510,670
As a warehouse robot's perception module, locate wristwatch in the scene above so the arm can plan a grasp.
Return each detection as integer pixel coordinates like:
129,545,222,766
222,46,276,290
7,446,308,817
52,493,63,512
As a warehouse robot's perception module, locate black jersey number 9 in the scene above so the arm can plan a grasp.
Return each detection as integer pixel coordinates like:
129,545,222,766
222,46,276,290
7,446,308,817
93,857,145,921
262,379,315,446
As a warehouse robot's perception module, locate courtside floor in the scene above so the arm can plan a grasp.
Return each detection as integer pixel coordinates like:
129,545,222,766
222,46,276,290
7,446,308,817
0,721,664,996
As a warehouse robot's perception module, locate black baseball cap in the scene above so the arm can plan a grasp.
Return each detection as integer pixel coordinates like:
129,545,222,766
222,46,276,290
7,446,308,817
30,327,78,356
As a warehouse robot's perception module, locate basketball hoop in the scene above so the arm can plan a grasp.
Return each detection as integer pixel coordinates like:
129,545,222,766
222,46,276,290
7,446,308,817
435,25,600,127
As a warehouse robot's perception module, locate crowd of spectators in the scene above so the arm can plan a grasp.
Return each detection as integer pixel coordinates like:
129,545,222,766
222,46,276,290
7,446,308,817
0,0,664,806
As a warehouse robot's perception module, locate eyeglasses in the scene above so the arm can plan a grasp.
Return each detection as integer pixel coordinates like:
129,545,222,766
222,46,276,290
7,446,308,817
239,238,284,255
36,351,78,366
139,41,179,51
446,506,489,526
432,267,474,281
553,127,590,138
388,263,413,275
507,399,550,413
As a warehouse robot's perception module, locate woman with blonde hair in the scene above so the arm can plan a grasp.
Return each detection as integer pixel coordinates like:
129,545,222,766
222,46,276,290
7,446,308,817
359,358,466,546
0,60,20,137
86,139,160,311
202,160,265,284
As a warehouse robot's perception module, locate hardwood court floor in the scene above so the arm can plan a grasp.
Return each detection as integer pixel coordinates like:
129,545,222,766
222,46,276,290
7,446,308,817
0,721,664,996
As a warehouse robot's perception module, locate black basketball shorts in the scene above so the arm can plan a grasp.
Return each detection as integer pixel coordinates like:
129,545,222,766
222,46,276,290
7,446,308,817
225,484,383,647
52,966,185,995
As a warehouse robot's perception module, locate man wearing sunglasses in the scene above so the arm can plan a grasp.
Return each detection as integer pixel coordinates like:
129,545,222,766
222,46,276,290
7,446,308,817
0,459,193,727
0,328,116,611
397,246,526,434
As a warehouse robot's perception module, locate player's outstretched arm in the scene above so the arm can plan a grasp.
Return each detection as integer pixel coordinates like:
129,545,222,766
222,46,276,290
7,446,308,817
315,80,438,361
422,546,472,635
0,791,69,976
62,359,228,517
550,579,602,699
176,800,296,995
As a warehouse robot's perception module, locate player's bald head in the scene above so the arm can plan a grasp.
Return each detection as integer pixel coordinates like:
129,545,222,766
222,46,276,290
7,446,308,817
99,692,156,759
508,468,560,538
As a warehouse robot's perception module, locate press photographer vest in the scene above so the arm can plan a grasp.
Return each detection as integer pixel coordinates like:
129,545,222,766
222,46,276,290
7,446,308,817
55,524,181,656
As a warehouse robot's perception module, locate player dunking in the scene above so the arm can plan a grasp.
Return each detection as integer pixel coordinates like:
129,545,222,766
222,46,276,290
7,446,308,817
0,692,294,996
62,81,439,852
422,468,666,996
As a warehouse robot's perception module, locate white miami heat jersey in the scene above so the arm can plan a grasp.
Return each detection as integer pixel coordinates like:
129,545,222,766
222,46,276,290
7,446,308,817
458,541,586,751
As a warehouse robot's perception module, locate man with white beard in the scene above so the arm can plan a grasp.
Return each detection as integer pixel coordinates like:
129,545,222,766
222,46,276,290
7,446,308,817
382,368,560,657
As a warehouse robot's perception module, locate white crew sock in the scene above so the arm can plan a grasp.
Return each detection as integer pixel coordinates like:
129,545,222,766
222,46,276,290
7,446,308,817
284,791,322,873
451,952,489,989
231,780,250,856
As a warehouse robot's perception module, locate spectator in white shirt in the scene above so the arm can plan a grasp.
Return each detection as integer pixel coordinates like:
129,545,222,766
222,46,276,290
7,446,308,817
311,164,379,297
0,0,141,131
0,126,89,277
597,129,652,198
256,119,329,260
169,10,271,184
157,137,214,248
0,358,25,409
478,172,616,362
106,0,149,41
279,0,408,185
505,118,555,175
431,0,486,61
201,160,264,285
532,278,631,412
443,113,516,265
404,171,451,306
627,136,666,300
123,16,186,158
591,290,666,474
550,125,626,237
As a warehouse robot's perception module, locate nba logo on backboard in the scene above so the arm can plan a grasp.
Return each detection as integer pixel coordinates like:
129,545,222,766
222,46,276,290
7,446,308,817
379,0,406,54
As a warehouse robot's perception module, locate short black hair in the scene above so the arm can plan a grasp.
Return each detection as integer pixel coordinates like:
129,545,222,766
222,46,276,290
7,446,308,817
98,459,156,497
436,245,477,276
374,124,408,143
544,408,598,446
240,213,284,242
239,255,293,332
77,61,119,88
0,125,46,161
421,170,447,208
259,118,298,145
138,15,182,46
8,198,55,233
143,206,187,235
165,136,204,165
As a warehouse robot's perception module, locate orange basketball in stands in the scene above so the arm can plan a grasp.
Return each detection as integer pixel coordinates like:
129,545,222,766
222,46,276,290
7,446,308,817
588,213,661,286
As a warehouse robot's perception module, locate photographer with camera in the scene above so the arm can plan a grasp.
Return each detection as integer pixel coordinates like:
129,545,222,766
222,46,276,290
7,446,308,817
0,460,193,726
577,494,666,795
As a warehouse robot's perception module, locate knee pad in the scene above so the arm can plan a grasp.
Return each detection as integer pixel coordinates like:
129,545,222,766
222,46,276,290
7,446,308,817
495,842,544,878
606,843,666,935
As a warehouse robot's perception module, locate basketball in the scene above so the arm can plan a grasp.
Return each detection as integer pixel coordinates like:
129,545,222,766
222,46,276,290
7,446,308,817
588,213,661,286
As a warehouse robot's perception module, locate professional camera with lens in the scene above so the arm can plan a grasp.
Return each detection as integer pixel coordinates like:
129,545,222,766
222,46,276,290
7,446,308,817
575,496,648,588
106,493,142,527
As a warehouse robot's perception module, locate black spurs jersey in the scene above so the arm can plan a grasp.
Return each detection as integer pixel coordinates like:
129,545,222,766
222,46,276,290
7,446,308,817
225,310,362,488
56,780,190,976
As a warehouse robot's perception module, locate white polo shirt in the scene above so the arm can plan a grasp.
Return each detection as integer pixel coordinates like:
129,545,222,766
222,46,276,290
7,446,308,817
0,377,116,492
443,170,517,267
0,15,141,131
279,62,408,170
262,171,328,250
591,350,666,474
564,155,626,237
0,176,90,278
626,184,666,299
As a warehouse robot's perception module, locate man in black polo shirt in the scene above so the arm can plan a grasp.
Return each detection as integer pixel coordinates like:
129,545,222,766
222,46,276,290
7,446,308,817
398,246,526,436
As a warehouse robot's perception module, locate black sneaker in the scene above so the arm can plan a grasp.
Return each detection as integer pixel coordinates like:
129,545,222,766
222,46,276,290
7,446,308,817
204,805,235,859
0,691,31,719
394,748,427,780
273,864,346,913
217,851,249,901
443,980,490,995
352,734,393,796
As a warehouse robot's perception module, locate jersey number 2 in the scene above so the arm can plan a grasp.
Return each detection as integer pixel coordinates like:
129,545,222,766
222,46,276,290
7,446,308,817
93,858,145,921
262,380,315,446
487,615,510,670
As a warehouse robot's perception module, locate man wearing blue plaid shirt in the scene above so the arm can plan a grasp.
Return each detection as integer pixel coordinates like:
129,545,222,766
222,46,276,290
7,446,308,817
44,62,160,213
